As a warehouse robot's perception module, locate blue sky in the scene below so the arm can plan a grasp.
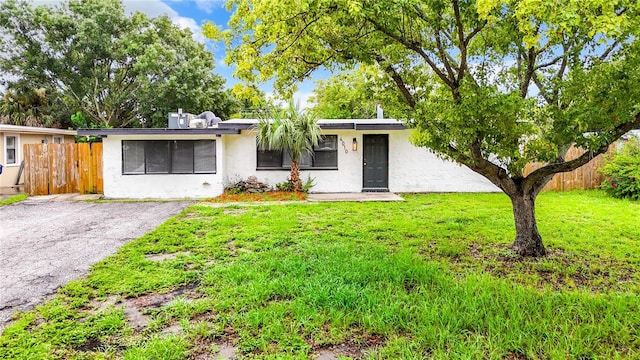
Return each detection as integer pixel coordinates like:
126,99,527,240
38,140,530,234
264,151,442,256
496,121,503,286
26,0,326,107
159,0,325,107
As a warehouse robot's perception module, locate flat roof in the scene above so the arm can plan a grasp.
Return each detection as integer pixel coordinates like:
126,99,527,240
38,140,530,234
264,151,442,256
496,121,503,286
0,124,77,136
218,119,408,131
77,119,408,137
77,127,241,137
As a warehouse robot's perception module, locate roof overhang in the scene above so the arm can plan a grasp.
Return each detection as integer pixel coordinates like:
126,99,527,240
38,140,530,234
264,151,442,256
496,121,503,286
77,128,241,137
0,124,77,136
217,119,408,131
77,119,408,137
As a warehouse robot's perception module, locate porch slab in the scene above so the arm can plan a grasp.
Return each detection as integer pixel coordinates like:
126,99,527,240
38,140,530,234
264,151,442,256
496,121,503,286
307,192,404,202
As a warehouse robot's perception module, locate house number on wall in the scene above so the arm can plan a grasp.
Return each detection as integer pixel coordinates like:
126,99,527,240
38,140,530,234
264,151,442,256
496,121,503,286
339,137,349,154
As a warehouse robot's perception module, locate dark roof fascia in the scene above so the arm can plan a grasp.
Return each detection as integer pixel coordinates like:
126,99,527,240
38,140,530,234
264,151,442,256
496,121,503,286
216,123,254,130
319,123,355,130
77,128,241,137
354,123,407,130
217,122,405,131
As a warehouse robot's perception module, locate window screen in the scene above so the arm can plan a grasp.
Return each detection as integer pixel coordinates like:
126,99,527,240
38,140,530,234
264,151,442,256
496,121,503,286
122,140,215,175
194,140,216,173
256,135,338,169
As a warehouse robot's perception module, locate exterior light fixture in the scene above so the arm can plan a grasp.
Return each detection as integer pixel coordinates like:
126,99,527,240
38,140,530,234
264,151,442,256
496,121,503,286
352,138,358,151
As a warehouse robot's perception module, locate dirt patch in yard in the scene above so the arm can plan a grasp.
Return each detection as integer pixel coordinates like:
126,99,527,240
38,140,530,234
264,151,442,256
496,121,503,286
85,283,201,332
223,208,247,216
428,242,638,292
145,251,191,261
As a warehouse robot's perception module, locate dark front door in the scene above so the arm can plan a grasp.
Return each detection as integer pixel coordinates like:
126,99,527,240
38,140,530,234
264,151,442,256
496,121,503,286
362,134,389,191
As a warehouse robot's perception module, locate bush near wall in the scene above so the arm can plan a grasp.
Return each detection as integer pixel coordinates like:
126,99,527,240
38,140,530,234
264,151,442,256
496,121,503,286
600,137,640,200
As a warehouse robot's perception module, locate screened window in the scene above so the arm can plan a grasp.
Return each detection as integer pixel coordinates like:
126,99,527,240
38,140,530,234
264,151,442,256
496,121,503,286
5,135,17,164
256,135,338,170
122,140,216,174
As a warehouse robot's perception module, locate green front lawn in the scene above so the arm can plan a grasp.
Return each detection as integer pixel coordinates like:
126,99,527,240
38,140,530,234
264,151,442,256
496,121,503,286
2,191,639,359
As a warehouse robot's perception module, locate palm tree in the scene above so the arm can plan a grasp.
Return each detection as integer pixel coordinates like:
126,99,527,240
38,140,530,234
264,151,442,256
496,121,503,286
256,99,323,192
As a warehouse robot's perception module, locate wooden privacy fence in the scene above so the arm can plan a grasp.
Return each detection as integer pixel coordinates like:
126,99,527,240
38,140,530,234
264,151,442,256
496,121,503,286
23,143,103,195
523,145,610,191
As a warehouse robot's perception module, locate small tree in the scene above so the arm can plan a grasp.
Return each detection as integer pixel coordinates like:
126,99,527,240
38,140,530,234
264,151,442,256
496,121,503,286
256,100,323,192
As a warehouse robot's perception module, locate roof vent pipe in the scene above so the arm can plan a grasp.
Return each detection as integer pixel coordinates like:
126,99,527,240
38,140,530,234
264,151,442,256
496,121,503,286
376,102,383,119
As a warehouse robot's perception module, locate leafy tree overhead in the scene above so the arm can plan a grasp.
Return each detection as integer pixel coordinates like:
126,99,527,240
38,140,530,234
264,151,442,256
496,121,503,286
0,0,237,128
256,99,323,192
213,0,640,257
309,65,408,119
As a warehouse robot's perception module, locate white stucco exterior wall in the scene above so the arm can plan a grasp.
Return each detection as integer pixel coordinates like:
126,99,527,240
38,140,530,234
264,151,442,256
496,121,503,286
102,135,225,199
223,129,500,193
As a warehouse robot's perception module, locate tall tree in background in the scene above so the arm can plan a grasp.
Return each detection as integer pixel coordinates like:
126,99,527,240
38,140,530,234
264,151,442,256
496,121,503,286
0,0,237,128
0,83,60,127
215,0,640,257
310,65,408,119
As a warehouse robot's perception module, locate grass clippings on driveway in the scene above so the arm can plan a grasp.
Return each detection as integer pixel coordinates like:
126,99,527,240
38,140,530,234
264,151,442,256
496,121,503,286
1,191,639,359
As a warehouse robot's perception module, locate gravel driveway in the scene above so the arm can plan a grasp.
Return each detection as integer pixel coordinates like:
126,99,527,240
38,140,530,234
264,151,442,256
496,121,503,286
0,198,191,330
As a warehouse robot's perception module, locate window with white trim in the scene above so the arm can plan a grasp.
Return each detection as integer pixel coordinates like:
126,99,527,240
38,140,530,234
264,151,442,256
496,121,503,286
53,136,63,144
122,140,216,174
257,135,338,170
5,135,17,165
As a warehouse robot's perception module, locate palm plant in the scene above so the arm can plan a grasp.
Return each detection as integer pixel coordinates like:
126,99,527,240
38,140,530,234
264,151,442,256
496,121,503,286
256,99,322,191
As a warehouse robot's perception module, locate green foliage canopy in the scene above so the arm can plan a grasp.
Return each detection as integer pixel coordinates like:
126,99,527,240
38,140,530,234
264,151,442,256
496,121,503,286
0,0,238,128
309,65,408,119
215,0,640,185
212,0,640,256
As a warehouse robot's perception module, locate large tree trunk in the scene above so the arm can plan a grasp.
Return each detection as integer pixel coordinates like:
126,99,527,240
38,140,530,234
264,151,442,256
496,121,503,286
510,192,546,257
290,158,301,192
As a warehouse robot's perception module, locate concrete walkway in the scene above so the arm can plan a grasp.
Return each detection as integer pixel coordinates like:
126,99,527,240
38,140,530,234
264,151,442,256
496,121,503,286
19,193,104,202
307,192,404,202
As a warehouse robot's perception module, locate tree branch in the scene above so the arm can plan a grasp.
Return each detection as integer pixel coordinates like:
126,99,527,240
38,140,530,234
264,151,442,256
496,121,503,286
366,16,455,89
434,30,457,81
446,142,516,194
277,16,320,55
375,55,416,108
532,73,553,104
533,54,564,71
524,113,640,191
520,46,536,98
599,40,619,61
452,0,467,82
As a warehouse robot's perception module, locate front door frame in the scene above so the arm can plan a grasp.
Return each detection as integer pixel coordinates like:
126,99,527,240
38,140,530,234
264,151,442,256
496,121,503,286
362,134,389,192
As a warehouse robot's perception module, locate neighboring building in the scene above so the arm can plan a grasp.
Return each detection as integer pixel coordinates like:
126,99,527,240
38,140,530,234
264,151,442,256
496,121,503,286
0,124,77,189
79,119,499,199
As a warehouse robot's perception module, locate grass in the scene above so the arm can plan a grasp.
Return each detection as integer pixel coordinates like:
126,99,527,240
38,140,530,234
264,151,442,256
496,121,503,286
1,191,639,359
0,193,27,206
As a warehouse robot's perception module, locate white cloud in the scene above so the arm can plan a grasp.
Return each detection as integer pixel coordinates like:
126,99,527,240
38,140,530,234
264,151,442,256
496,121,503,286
265,91,314,110
293,92,314,110
170,15,208,43
123,1,208,44
195,0,222,13
20,0,207,44
215,56,229,68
